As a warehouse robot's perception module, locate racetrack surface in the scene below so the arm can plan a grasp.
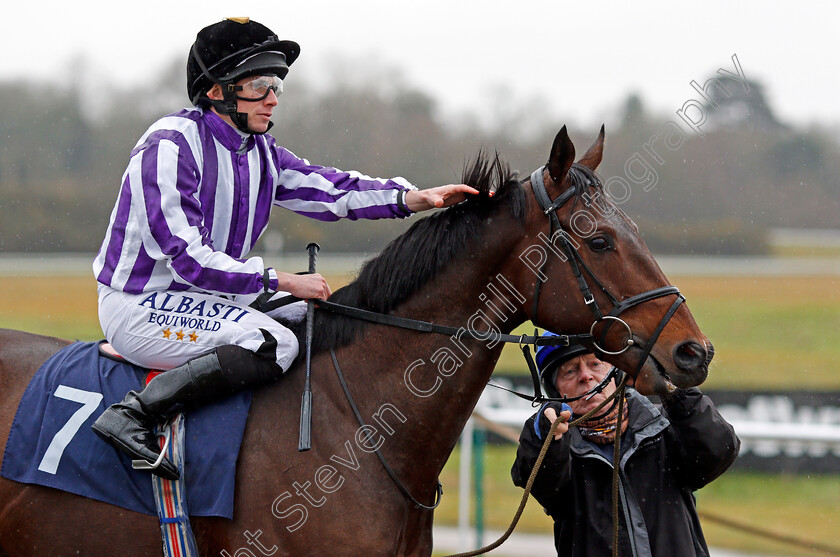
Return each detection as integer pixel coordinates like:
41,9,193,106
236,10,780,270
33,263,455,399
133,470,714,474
432,526,792,557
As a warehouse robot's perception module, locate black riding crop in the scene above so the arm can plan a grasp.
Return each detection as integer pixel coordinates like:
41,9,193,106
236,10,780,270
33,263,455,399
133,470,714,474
298,242,319,451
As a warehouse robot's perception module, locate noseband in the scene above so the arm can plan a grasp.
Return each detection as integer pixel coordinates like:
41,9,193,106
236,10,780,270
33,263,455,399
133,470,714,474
528,165,685,376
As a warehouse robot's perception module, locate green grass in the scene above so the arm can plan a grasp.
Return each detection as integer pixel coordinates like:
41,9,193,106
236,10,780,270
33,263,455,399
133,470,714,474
0,276,103,340
677,275,840,390
0,273,352,341
772,244,840,257
493,275,840,391
436,444,553,535
4,275,839,392
697,471,840,556
438,444,840,557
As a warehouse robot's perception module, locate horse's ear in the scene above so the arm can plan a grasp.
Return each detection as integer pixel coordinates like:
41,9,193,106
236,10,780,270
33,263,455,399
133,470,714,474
547,126,575,185
577,124,605,171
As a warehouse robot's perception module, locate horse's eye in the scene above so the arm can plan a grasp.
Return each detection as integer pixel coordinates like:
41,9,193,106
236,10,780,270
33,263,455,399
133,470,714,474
588,236,611,252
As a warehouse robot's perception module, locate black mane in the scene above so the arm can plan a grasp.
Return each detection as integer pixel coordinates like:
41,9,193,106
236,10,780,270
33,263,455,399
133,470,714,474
294,151,524,354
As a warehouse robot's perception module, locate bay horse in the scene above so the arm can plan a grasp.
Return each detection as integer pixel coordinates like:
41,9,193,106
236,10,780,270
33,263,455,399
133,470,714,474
0,127,712,556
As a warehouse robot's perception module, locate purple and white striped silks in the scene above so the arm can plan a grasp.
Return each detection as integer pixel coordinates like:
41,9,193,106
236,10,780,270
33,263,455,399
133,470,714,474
94,107,415,296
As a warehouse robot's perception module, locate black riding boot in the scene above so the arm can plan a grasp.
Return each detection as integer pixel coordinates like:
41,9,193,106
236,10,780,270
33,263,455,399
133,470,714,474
91,346,283,480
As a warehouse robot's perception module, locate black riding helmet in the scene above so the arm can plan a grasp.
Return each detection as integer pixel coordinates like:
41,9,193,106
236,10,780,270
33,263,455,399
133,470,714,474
187,17,300,134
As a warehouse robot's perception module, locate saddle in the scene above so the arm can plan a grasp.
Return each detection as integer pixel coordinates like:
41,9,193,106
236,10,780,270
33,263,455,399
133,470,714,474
1,340,251,518
98,341,130,362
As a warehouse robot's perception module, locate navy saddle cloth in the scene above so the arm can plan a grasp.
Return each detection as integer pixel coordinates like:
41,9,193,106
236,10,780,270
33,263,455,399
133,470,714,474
0,341,251,518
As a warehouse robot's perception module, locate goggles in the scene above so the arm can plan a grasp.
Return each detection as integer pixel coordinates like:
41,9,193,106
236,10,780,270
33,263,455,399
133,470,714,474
233,75,283,101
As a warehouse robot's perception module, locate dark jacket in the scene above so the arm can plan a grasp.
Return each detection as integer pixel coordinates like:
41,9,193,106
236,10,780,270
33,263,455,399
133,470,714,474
511,388,740,557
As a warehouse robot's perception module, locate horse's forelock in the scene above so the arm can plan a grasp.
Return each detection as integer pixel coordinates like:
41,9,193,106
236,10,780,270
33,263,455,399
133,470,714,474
565,163,640,234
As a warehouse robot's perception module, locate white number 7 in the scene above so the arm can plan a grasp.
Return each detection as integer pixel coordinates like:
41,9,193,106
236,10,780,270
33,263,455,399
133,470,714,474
37,385,103,475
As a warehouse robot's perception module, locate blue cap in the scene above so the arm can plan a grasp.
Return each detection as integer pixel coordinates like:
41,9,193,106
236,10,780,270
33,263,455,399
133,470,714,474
536,332,590,396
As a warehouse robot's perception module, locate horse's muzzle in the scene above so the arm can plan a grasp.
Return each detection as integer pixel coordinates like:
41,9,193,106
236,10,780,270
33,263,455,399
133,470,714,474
672,340,712,386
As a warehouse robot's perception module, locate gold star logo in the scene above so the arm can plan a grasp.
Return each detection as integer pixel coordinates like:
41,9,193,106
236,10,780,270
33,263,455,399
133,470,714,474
162,328,171,339
188,331,198,343
175,330,185,341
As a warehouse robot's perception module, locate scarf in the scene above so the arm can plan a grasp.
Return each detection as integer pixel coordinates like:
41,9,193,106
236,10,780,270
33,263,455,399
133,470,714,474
575,396,629,445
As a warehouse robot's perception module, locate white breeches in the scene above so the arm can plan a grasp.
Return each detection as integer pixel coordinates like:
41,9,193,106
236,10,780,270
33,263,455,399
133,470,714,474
97,285,306,371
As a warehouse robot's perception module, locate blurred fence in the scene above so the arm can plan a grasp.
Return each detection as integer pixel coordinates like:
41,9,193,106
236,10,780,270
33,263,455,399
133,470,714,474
456,408,840,557
480,375,840,474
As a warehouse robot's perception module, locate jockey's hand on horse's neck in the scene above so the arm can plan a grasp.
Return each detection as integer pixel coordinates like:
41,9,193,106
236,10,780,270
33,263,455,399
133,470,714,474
405,184,481,212
276,185,480,301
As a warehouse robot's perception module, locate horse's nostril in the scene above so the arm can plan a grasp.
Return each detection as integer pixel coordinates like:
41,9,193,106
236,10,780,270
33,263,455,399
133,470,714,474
673,341,707,372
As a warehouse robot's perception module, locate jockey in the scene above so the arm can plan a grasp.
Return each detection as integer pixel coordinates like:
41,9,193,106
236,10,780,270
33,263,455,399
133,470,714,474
91,17,477,480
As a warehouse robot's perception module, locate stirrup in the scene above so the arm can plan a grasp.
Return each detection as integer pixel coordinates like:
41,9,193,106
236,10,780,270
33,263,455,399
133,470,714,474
131,419,173,472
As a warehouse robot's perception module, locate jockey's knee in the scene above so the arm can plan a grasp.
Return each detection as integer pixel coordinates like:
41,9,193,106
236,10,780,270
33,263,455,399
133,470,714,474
215,344,286,386
255,324,299,371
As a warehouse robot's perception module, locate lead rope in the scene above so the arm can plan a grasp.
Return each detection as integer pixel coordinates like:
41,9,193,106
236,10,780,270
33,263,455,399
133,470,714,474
442,375,628,557
611,381,626,557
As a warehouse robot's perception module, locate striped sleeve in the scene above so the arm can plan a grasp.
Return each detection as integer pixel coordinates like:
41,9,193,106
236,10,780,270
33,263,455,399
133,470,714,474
270,144,417,221
129,132,276,295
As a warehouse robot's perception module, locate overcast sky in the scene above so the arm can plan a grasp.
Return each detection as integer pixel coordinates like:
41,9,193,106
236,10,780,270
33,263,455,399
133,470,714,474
3,1,837,131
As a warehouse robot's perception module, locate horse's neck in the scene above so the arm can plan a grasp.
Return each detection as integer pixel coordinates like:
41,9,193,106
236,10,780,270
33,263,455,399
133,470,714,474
332,257,523,492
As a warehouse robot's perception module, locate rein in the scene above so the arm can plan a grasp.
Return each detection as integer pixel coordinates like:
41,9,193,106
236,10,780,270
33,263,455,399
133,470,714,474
329,348,443,510
442,376,629,557
317,299,603,405
315,165,686,406
316,299,591,348
318,296,618,405
294,164,689,550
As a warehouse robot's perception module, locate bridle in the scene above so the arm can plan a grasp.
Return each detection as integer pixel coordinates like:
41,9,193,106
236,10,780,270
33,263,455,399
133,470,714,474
292,164,690,510
441,167,691,557
527,165,685,378
307,164,688,407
